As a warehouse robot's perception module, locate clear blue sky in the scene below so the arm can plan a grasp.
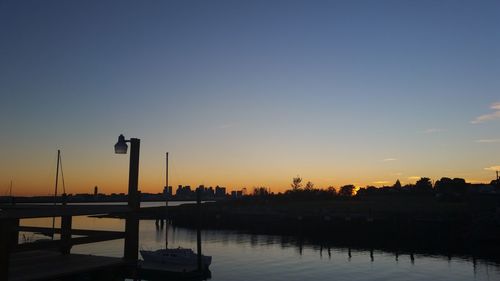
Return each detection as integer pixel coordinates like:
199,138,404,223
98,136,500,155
1,0,499,195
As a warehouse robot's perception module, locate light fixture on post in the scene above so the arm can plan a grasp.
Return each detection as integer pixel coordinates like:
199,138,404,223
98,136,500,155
114,134,128,154
114,134,140,263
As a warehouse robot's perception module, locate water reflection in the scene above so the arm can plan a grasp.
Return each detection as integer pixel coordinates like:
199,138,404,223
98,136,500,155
20,216,500,281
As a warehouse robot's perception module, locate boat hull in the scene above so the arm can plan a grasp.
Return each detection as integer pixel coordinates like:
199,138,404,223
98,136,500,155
140,249,212,267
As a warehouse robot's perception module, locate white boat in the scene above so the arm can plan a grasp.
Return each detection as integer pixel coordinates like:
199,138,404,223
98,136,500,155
140,154,212,269
140,247,212,267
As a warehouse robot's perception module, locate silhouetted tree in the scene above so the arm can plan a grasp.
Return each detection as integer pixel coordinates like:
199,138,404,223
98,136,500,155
415,177,433,192
435,177,468,200
491,179,500,188
339,185,355,197
304,181,314,191
326,186,337,195
253,187,270,197
393,179,402,189
291,176,303,191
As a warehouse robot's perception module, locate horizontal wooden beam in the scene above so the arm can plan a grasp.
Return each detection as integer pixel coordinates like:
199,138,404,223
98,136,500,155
0,205,130,219
18,226,124,237
15,240,61,252
70,232,125,245
14,231,126,252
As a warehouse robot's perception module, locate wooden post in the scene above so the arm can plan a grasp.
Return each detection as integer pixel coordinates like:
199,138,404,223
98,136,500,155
196,187,202,271
60,215,72,255
10,219,19,248
124,138,140,263
1,219,18,281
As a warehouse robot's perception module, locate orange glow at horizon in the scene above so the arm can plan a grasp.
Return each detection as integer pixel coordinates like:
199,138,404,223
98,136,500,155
5,170,497,197
1,136,498,197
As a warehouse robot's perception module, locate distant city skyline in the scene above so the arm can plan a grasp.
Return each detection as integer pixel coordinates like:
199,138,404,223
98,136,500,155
1,0,499,196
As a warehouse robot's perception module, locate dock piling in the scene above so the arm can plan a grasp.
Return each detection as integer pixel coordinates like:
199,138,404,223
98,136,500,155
60,215,72,254
124,138,141,263
196,187,202,272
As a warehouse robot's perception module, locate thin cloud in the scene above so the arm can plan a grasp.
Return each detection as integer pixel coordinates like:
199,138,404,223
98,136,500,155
373,181,390,185
491,102,500,110
471,102,500,124
471,111,500,124
382,158,397,162
484,166,500,171
476,139,500,143
407,176,421,181
423,128,443,134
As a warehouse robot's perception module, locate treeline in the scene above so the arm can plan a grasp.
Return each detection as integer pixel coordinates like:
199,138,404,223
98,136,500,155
249,176,500,201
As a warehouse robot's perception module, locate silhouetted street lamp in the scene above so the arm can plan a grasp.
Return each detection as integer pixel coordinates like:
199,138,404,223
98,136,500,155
114,134,140,262
114,134,128,154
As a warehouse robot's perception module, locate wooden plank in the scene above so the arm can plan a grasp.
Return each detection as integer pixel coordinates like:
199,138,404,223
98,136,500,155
0,205,130,219
15,240,61,252
18,226,124,237
14,232,126,252
9,251,125,281
70,232,126,245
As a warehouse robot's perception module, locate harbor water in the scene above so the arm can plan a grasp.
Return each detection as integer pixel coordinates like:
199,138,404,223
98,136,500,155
19,202,500,281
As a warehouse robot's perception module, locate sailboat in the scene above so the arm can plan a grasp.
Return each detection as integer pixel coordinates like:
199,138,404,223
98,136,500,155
140,247,212,267
140,152,212,268
51,150,67,239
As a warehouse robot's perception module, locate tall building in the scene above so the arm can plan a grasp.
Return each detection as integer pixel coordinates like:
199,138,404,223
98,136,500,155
215,186,226,198
163,185,173,197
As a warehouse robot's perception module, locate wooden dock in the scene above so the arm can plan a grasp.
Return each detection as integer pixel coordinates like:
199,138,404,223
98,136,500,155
0,204,137,281
9,250,126,281
0,194,209,281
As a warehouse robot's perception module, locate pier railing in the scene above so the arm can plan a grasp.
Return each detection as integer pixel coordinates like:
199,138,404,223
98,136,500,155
0,204,133,280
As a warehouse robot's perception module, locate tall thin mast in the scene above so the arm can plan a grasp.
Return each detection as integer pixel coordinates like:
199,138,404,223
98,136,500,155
54,150,60,202
165,152,169,249
9,180,13,205
166,152,169,189
52,150,61,240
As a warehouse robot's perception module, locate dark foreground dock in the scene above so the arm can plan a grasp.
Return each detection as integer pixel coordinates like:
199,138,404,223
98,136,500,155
1,191,209,281
0,205,133,281
9,250,126,281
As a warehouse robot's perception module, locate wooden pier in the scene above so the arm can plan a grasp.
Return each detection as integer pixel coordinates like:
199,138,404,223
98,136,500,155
0,204,134,281
9,250,125,281
0,201,209,280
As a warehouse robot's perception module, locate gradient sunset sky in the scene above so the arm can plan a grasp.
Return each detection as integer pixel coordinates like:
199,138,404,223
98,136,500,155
1,0,499,196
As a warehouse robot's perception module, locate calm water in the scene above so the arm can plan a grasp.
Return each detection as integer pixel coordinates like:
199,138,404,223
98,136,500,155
20,202,500,281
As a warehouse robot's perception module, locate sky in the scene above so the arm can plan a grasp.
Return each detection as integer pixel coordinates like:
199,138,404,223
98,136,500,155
1,0,499,196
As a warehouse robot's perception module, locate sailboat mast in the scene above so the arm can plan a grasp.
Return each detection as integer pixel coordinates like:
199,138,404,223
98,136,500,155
166,152,169,189
165,152,169,249
9,180,13,205
54,150,60,202
52,150,61,240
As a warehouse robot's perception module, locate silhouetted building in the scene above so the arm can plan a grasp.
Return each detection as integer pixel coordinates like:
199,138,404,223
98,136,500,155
94,186,98,197
215,186,226,197
175,185,194,198
231,190,243,198
163,185,173,198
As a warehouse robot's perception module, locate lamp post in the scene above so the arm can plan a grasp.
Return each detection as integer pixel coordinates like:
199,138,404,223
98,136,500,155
114,134,140,263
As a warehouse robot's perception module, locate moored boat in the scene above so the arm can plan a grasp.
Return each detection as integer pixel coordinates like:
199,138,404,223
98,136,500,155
140,247,212,267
